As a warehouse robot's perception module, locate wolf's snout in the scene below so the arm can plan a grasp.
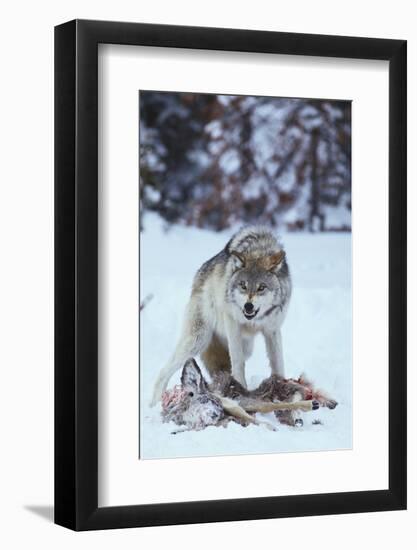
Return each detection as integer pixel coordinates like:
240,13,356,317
243,302,259,320
244,302,254,314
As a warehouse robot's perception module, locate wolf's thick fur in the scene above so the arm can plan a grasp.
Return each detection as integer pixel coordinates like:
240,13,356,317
150,226,292,406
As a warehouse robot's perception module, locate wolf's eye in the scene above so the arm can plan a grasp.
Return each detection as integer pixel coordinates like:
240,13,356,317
258,284,266,292
239,281,247,290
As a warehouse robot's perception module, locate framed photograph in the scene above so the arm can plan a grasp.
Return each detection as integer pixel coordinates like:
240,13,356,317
55,19,406,530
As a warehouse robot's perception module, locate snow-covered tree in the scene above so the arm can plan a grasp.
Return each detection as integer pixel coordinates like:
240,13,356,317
139,91,351,232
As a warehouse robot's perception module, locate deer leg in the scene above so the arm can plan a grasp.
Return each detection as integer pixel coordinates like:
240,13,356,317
288,391,304,427
242,398,318,414
217,396,277,431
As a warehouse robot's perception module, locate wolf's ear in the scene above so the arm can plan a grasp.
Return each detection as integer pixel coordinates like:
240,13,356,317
181,359,205,392
265,250,285,271
230,250,246,270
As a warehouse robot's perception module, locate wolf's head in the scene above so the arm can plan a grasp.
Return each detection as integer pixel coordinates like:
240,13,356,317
224,227,291,322
229,251,285,321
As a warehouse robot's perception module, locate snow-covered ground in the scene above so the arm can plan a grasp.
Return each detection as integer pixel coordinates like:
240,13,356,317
140,214,352,459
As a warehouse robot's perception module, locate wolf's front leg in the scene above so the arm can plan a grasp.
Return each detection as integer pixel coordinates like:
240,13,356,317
224,315,247,387
264,328,285,377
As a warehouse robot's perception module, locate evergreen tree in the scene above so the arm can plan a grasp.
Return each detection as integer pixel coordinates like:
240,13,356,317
140,91,351,232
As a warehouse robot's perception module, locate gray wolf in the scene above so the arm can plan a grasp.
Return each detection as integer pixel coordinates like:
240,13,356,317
150,226,292,406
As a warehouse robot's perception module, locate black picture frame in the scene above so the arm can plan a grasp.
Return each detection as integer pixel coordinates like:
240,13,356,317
55,19,407,531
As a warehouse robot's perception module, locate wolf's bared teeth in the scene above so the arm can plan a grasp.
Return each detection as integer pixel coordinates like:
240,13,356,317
244,308,259,320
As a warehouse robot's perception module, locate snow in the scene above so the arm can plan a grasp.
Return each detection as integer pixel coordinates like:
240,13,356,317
322,203,351,230
140,214,352,459
205,120,222,139
219,149,241,175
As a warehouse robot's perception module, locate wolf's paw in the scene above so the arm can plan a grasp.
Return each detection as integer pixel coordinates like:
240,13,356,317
325,399,338,410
